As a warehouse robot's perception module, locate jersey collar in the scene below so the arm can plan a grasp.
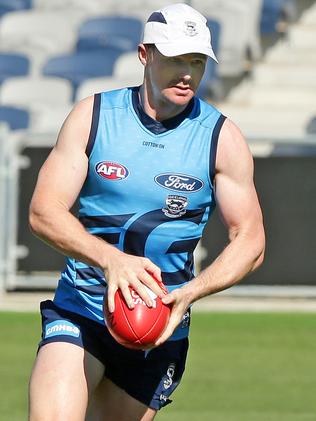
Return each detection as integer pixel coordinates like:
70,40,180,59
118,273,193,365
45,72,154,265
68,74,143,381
131,86,195,135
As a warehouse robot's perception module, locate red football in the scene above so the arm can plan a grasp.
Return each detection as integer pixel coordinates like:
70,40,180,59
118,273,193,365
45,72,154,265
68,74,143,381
103,283,170,350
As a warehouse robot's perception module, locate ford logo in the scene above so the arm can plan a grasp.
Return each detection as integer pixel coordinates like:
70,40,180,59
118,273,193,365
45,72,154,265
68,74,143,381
155,173,204,193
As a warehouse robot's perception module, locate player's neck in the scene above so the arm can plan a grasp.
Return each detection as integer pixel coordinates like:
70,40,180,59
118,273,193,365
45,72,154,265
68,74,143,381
139,84,187,122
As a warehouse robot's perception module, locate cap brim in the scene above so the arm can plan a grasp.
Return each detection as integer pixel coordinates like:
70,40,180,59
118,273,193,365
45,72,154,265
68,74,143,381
155,43,218,63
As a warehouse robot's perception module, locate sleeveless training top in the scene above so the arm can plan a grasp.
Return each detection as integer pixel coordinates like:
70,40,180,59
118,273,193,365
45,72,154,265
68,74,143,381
54,86,226,340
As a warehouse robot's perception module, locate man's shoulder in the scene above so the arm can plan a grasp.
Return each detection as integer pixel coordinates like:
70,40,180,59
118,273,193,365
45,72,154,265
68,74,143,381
98,86,134,110
194,96,224,127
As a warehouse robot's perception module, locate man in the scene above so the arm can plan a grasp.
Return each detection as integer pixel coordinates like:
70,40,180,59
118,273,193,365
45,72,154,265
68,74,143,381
28,3,265,420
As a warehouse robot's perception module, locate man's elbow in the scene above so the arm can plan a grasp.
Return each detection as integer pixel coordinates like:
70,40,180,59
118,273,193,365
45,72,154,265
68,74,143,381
251,231,265,271
28,204,46,238
29,209,39,236
253,249,265,271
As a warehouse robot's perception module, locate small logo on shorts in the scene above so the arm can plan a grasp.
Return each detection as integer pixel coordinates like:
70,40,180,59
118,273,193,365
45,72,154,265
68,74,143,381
160,394,168,403
181,310,191,328
45,320,80,338
163,363,176,389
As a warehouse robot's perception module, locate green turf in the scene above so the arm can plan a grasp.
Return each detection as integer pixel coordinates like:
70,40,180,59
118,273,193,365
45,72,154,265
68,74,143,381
0,312,40,421
160,312,316,421
0,311,315,420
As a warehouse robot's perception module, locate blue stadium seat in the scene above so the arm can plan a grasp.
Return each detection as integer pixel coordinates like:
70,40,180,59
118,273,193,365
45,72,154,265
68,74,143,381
0,105,29,130
0,0,32,17
0,0,32,6
260,0,295,34
197,18,221,100
76,16,143,53
0,53,30,84
42,49,123,100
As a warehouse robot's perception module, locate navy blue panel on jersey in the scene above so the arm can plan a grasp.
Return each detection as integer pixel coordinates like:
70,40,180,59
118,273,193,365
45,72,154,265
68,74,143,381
55,86,225,340
76,266,105,281
131,87,195,134
79,213,135,228
86,93,101,157
209,113,226,182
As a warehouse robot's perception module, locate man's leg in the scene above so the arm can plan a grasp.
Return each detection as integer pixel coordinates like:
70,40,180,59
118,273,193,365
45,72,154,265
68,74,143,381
29,342,105,421
86,377,157,421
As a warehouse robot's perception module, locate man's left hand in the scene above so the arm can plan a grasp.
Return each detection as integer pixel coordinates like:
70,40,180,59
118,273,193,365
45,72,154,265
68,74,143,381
155,288,190,346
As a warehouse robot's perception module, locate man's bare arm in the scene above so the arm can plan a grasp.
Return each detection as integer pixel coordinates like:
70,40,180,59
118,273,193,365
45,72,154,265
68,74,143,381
29,96,164,310
156,118,265,344
184,118,265,301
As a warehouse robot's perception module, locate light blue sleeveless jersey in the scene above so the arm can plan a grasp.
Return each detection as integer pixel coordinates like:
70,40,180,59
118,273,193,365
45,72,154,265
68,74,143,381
54,87,226,340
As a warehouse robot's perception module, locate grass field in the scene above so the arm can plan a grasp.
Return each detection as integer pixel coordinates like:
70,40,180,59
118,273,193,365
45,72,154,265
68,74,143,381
0,311,315,420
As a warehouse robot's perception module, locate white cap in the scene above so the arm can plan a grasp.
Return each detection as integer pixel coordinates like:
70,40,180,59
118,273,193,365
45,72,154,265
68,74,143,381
142,3,218,62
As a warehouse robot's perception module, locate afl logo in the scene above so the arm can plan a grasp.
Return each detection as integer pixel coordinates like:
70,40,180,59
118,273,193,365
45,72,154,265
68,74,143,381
96,161,129,181
155,173,204,193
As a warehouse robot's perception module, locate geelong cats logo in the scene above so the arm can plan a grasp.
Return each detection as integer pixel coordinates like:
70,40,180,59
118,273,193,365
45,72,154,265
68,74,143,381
162,195,188,218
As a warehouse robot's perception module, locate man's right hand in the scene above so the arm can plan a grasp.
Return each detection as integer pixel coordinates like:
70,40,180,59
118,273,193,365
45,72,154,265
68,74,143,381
104,248,166,313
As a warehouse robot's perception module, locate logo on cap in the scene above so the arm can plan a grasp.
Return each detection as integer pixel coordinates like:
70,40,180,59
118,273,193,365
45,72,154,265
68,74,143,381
184,21,198,37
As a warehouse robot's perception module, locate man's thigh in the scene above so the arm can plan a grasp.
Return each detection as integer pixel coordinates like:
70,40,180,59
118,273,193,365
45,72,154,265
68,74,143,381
29,342,105,421
86,377,157,421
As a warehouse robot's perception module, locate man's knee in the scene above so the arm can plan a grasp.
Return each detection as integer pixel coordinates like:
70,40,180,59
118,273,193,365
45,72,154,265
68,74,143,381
86,377,157,421
29,342,104,421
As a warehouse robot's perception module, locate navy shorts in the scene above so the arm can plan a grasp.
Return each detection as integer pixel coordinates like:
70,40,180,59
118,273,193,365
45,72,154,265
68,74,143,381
38,300,188,410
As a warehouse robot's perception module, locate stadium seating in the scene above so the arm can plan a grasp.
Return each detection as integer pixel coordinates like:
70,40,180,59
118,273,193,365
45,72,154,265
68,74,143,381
76,51,143,100
0,0,32,7
113,51,143,80
0,105,29,130
228,82,316,108
0,0,31,18
216,0,316,140
241,0,263,61
260,0,297,34
192,0,264,77
33,0,129,14
288,24,316,48
193,1,252,77
196,19,221,99
0,0,311,139
300,1,316,24
0,75,73,134
218,104,313,139
306,116,316,135
76,77,141,101
42,49,124,100
264,40,316,65
29,104,72,133
76,16,143,53
0,77,73,108
0,53,29,84
252,64,316,88
134,0,176,17
0,10,84,74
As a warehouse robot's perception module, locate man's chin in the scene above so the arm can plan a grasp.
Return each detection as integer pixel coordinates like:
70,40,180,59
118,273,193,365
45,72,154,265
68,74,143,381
165,90,194,106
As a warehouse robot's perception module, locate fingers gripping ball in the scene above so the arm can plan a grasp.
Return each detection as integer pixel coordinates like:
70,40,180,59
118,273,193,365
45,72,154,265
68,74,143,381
103,283,171,350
